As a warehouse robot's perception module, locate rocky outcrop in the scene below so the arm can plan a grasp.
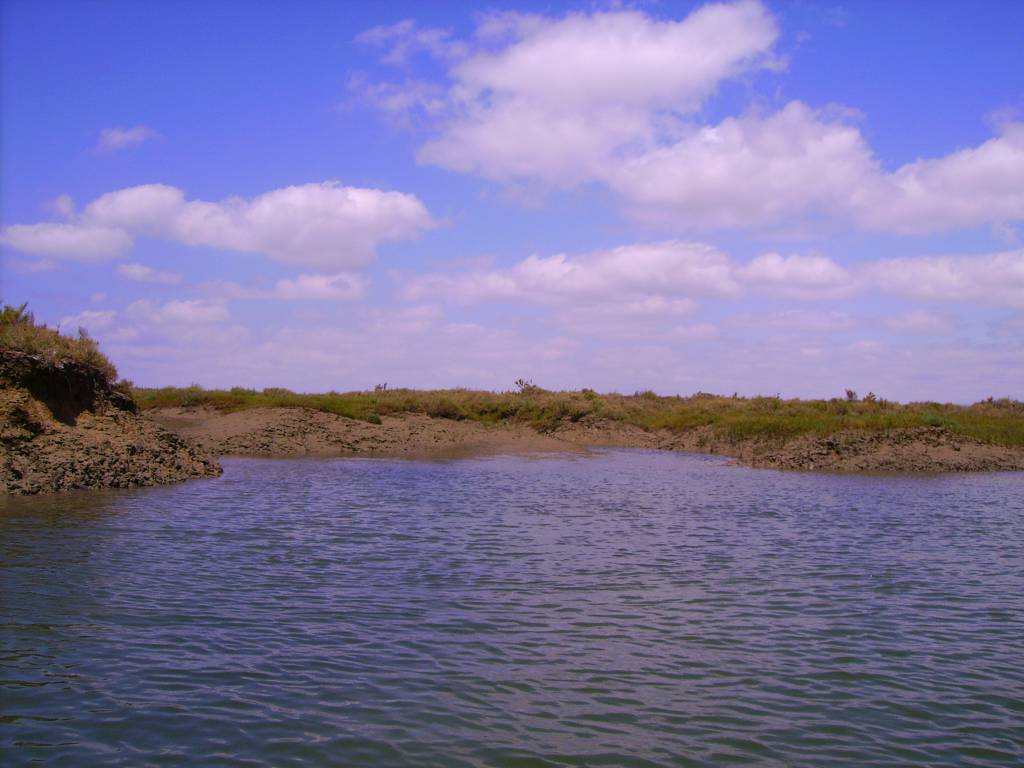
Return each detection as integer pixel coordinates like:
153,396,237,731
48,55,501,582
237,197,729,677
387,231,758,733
1,350,221,495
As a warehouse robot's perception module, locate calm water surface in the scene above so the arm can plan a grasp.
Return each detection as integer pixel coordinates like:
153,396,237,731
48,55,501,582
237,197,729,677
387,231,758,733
2,450,1023,766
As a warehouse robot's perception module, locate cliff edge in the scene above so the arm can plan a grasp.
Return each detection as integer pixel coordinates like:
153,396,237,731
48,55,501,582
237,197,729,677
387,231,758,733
1,349,221,495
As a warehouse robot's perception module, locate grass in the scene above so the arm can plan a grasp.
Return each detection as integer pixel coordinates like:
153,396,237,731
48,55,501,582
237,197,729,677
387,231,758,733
1,303,118,382
131,384,1024,449
6,301,1018,449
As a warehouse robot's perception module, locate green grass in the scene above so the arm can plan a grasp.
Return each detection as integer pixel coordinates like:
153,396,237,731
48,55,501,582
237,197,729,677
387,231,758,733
131,384,1024,448
1,303,118,382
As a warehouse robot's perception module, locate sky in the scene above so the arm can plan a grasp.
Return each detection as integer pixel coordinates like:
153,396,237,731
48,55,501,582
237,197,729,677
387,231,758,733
1,0,1022,401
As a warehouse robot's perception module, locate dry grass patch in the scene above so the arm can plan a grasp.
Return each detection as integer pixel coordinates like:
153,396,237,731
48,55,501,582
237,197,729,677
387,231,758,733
1,304,118,382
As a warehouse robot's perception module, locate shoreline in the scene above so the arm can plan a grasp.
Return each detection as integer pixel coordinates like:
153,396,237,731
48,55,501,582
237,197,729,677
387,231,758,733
146,405,1024,474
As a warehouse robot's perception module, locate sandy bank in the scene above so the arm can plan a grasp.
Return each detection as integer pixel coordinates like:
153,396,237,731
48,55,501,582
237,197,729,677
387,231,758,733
146,407,1024,473
146,406,579,459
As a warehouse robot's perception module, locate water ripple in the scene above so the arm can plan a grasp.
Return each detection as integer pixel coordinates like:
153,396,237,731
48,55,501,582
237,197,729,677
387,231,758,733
2,451,1023,766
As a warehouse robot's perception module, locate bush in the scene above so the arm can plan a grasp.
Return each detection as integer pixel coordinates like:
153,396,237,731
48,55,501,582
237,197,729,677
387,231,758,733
262,387,294,397
1,303,118,382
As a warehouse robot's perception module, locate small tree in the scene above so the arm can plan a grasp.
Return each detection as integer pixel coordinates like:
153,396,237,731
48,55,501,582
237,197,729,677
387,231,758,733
845,389,858,402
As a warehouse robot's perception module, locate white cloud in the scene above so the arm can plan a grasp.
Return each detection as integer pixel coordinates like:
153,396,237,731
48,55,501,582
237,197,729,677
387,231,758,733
866,249,1024,308
0,222,133,261
356,19,466,64
96,125,159,151
367,1,779,187
555,296,705,341
609,102,877,229
405,240,1024,315
362,2,1024,235
358,78,448,122
404,241,739,304
738,251,856,299
273,272,366,300
59,310,116,333
3,182,435,268
861,123,1024,234
117,262,182,285
612,106,1024,234
451,2,778,111
126,299,230,325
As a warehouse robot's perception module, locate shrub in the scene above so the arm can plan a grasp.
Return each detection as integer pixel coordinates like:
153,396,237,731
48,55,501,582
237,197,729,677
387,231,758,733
1,303,118,382
262,387,294,397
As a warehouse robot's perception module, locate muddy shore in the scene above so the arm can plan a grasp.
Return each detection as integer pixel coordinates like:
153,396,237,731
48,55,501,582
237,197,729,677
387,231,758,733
147,406,1024,474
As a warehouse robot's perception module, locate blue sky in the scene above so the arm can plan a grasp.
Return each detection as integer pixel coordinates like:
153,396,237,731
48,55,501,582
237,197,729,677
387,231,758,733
2,0,1022,400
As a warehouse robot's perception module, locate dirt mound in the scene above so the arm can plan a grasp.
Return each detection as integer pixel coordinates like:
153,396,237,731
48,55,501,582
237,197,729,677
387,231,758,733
549,415,667,448
551,415,1024,472
1,351,221,495
738,427,1024,473
146,407,577,459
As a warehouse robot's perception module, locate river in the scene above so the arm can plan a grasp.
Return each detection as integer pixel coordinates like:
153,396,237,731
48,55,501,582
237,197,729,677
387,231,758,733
2,451,1022,766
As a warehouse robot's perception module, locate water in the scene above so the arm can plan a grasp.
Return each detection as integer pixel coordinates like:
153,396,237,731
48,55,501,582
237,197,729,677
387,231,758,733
2,450,1023,767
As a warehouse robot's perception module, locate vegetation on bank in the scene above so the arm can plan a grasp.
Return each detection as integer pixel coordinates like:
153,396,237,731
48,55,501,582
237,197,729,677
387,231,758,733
132,383,1024,448
5,303,1019,450
1,303,118,382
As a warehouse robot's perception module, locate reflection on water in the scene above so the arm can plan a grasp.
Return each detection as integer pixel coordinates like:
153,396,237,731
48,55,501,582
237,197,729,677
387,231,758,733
2,451,1023,766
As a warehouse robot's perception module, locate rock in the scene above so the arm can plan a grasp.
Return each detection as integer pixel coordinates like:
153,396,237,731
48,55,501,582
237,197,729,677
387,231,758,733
1,350,221,495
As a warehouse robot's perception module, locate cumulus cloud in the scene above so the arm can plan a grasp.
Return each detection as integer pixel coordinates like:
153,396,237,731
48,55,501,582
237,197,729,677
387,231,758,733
0,222,133,261
609,102,877,229
867,249,1024,308
96,125,159,152
403,241,739,304
117,262,182,285
404,240,1024,317
609,105,1024,233
361,2,1024,234
2,182,435,268
363,1,779,187
737,251,856,299
861,124,1024,234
